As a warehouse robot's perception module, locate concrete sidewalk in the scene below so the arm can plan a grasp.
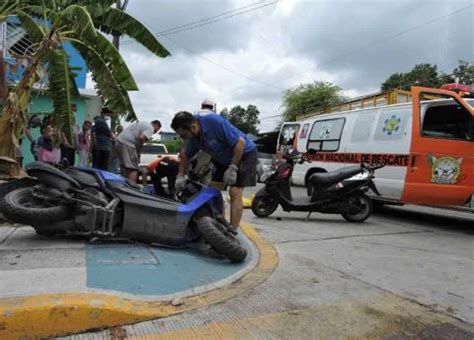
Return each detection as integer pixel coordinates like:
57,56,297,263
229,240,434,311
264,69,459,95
70,201,474,339
0,222,276,338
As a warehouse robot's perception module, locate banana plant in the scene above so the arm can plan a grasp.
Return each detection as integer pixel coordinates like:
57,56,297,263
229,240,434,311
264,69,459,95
0,0,170,161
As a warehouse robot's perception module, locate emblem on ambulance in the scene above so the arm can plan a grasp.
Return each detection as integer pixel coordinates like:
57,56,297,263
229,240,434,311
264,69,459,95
427,154,463,184
283,126,297,143
383,115,401,135
319,123,332,139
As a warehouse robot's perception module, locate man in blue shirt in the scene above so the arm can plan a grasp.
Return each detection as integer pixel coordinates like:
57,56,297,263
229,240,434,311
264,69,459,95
171,111,257,232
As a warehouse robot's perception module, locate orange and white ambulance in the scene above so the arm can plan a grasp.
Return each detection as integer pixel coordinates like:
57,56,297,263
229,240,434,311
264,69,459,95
278,86,474,211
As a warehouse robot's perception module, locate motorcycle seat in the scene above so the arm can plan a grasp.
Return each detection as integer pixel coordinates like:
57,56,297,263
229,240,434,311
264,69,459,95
309,166,362,187
26,161,81,190
66,168,100,188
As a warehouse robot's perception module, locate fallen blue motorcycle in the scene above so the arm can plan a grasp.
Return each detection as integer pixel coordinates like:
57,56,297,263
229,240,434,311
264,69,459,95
0,162,247,262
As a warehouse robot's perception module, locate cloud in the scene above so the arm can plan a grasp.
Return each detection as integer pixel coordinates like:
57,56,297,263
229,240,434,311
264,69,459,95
115,0,473,133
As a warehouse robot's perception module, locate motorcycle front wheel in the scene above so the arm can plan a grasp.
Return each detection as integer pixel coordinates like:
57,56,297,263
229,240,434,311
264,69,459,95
196,216,248,263
341,193,373,223
0,187,69,225
251,195,279,218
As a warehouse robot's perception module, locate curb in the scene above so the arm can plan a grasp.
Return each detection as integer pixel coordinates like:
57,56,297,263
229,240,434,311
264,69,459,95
0,221,279,339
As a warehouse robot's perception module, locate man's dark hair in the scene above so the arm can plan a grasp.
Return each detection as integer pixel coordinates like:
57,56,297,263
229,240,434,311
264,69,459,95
101,107,112,115
171,111,196,131
201,103,213,110
151,120,161,127
42,114,51,126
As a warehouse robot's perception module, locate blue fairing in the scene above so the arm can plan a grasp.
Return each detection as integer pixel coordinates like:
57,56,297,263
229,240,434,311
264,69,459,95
78,166,222,215
77,167,127,183
178,187,223,214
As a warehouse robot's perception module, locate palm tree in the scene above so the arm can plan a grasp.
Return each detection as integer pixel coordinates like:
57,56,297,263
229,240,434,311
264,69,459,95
0,0,170,162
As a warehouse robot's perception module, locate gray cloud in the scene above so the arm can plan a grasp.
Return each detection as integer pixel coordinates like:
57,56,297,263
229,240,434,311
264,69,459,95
111,0,473,133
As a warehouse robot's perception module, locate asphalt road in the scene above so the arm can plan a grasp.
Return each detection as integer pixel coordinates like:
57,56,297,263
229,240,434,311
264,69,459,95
71,184,474,339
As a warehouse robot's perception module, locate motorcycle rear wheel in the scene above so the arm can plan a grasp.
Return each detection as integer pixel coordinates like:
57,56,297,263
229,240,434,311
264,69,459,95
196,216,247,263
0,187,69,225
341,193,373,223
251,195,279,218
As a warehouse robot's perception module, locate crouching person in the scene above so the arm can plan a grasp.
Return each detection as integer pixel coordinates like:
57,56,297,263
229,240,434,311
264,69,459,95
142,154,180,199
171,111,257,232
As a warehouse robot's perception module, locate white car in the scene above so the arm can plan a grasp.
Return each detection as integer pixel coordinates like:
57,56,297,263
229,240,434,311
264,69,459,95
139,143,168,168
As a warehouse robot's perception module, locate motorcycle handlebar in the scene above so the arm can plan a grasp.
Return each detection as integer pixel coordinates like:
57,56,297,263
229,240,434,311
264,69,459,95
361,163,386,171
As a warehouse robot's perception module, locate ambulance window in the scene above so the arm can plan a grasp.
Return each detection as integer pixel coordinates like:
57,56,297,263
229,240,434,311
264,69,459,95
307,118,345,151
422,103,472,141
299,123,310,139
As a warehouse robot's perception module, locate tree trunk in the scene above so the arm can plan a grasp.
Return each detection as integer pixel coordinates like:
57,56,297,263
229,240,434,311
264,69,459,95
0,41,51,159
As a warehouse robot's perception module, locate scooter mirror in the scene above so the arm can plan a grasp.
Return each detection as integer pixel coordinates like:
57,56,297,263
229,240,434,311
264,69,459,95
307,148,317,155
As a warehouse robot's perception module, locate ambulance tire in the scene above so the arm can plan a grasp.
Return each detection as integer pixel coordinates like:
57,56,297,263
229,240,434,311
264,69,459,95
341,193,373,223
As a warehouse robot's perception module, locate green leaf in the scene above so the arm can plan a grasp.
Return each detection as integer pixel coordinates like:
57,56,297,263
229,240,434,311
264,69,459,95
47,48,74,144
88,6,170,58
0,1,19,20
92,33,138,91
60,4,97,42
16,10,45,43
70,38,137,121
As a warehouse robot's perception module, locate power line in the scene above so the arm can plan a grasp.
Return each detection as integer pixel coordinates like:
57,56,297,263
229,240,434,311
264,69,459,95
121,0,278,45
157,1,281,36
155,0,268,36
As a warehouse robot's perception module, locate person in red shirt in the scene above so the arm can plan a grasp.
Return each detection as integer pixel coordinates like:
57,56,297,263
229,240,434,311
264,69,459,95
142,154,180,199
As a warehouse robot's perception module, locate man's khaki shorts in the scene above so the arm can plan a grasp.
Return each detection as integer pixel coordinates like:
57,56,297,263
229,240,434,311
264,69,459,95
115,142,139,170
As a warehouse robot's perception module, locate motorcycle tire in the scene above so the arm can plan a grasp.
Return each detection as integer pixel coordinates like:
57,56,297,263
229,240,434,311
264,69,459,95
34,227,58,237
0,187,69,225
341,193,373,223
197,216,247,263
251,195,279,218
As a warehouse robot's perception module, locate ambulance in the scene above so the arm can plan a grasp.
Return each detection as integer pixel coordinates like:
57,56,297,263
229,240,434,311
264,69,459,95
278,86,474,211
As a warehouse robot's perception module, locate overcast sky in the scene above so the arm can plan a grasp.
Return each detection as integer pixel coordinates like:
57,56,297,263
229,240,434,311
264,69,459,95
87,0,473,133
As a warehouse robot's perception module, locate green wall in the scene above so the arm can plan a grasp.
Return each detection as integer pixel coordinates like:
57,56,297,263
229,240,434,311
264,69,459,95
21,94,87,166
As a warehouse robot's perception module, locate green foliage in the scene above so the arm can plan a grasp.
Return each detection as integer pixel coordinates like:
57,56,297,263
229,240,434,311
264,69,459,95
161,139,183,153
381,63,447,92
380,61,474,92
220,104,260,135
47,49,74,143
452,60,474,85
0,0,170,159
282,81,346,121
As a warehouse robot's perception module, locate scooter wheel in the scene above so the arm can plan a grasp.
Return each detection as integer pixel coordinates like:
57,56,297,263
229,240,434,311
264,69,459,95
197,216,247,263
251,195,279,218
0,187,69,226
341,193,373,223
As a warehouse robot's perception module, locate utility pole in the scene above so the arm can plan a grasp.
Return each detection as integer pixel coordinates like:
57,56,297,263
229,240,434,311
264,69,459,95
112,0,129,49
0,21,8,106
111,0,129,131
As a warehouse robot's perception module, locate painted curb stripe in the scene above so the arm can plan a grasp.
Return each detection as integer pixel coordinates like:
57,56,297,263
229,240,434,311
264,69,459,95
0,221,279,339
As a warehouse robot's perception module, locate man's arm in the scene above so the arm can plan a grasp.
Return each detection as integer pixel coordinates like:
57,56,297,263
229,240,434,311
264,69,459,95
138,133,149,147
230,137,246,166
142,167,149,186
23,127,33,142
177,147,190,176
